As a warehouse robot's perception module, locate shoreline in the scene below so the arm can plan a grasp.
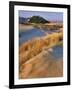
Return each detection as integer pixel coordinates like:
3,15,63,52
19,22,63,32
19,24,34,31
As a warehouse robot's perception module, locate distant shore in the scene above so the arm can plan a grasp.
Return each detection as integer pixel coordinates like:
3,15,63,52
19,24,34,31
19,22,63,31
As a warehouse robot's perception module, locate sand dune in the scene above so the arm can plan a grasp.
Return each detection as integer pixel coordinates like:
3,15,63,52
19,49,63,79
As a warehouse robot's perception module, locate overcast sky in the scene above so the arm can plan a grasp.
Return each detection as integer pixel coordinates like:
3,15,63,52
19,10,63,22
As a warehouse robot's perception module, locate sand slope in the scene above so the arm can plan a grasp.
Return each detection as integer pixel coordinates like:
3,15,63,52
19,50,63,79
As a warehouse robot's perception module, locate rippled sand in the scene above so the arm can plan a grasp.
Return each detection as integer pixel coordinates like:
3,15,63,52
19,50,63,79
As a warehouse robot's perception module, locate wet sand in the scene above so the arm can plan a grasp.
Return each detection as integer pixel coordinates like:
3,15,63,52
19,24,34,31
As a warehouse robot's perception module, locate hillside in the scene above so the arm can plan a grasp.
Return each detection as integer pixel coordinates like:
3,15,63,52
29,16,50,23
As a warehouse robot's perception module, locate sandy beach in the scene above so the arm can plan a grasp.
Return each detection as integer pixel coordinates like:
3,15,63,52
19,24,34,31
19,49,63,79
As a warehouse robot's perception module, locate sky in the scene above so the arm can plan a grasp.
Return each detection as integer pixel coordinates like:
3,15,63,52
19,10,63,22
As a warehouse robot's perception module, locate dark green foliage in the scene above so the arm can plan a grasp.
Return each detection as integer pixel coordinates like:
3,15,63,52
29,16,50,23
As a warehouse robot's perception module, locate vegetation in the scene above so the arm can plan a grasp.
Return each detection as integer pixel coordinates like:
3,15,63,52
33,23,63,30
19,32,63,69
29,16,50,24
56,41,63,46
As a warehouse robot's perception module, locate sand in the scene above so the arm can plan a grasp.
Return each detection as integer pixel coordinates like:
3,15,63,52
19,50,63,79
19,23,63,79
19,24,34,31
